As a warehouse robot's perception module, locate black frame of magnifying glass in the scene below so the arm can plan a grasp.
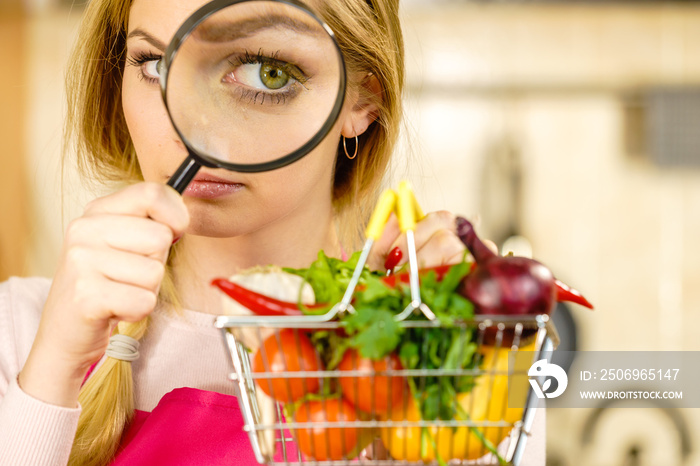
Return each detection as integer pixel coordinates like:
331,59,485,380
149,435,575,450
162,0,347,193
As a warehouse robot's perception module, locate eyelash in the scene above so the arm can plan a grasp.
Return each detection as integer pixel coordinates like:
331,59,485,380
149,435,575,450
126,51,162,84
231,49,309,86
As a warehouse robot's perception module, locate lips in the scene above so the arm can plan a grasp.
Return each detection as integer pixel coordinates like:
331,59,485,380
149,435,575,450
181,173,245,199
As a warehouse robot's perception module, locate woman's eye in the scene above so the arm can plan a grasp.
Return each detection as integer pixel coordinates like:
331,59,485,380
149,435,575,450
142,59,163,80
234,62,291,90
126,53,164,83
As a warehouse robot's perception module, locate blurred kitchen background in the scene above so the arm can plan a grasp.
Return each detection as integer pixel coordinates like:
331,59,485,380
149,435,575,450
2,0,700,464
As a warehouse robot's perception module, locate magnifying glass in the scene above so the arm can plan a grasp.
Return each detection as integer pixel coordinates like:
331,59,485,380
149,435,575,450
161,0,346,193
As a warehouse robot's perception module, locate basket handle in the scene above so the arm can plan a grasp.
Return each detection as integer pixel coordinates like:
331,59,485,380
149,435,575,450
397,180,425,233
365,189,397,240
338,181,435,321
365,182,425,241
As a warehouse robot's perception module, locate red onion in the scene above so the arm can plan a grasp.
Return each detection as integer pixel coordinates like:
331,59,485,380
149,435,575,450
455,216,592,344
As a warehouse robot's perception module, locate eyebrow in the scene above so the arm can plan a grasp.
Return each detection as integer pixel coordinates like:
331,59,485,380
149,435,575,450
193,14,322,43
126,28,167,51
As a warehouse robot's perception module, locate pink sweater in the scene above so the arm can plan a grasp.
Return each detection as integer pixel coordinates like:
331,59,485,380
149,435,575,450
0,277,237,465
0,276,546,465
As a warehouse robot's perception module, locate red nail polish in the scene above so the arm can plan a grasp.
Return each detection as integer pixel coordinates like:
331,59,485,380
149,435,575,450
172,235,182,245
384,246,403,271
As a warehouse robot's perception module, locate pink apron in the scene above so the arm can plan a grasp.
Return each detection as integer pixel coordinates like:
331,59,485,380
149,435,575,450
109,387,298,465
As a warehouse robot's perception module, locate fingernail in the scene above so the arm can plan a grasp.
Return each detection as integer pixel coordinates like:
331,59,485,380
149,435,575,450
384,246,403,271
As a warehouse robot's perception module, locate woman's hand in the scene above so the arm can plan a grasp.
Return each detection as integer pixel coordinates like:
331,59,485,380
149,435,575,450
18,183,189,407
367,210,466,272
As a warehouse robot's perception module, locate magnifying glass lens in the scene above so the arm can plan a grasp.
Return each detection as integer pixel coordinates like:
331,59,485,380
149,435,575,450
164,1,344,171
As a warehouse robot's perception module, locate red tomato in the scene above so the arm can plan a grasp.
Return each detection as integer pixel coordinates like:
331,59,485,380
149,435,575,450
251,329,321,403
338,349,407,416
294,399,359,461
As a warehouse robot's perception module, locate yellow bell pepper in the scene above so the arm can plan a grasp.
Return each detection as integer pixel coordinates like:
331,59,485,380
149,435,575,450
446,339,536,459
380,396,492,462
380,399,425,462
380,340,536,462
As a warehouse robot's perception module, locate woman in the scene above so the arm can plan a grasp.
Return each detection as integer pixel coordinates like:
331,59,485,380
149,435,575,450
0,0,478,464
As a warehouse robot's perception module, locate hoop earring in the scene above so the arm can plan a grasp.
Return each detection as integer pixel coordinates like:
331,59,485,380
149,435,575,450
343,135,358,160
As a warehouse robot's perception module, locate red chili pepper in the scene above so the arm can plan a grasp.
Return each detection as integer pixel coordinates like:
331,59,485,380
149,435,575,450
211,278,329,317
383,246,403,273
555,279,593,309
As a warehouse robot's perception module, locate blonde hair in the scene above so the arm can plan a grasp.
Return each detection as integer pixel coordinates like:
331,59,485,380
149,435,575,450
319,0,405,249
65,0,404,464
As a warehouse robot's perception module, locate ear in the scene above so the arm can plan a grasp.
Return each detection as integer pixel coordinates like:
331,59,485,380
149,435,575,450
341,73,382,138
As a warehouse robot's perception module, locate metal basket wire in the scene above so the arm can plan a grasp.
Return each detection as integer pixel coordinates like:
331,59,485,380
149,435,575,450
215,313,558,466
214,183,558,465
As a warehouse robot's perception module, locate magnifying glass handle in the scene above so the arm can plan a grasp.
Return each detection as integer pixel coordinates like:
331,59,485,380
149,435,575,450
167,155,202,194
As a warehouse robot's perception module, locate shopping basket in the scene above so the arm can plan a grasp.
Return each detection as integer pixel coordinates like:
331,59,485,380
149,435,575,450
214,182,560,465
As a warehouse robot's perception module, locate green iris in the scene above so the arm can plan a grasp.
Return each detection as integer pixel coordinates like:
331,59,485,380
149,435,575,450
260,63,290,90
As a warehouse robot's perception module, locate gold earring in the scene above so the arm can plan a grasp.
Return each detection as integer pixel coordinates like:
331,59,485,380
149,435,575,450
343,135,358,160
